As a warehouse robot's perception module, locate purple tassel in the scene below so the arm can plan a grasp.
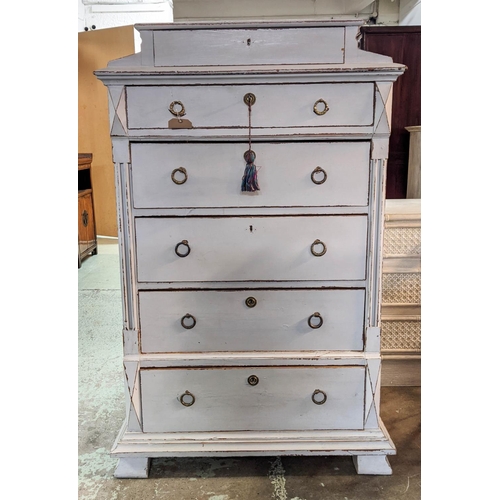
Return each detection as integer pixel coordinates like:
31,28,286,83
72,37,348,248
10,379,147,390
241,150,260,192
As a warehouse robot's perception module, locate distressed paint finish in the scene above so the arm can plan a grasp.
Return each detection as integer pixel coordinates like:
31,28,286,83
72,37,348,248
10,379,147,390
95,19,404,478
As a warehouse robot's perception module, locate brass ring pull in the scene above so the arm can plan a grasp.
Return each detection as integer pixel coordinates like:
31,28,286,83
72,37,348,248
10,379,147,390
171,167,188,185
181,313,196,329
310,239,327,257
311,166,327,185
245,297,257,308
243,93,256,106
247,375,259,386
308,312,324,329
175,240,191,257
313,99,329,116
169,101,186,117
312,389,327,405
180,390,195,407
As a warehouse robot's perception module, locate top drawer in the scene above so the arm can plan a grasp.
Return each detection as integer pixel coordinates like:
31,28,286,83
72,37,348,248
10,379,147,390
152,27,345,66
126,83,374,131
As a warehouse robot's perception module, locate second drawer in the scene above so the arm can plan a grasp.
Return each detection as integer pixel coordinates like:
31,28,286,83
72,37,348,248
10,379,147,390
139,288,365,353
130,141,370,209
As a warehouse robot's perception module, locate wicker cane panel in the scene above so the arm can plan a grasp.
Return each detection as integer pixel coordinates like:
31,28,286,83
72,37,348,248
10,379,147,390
383,227,421,256
381,320,421,351
382,273,421,304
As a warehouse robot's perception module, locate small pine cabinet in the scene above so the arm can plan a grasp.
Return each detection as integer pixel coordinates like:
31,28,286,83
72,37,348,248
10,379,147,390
78,153,97,267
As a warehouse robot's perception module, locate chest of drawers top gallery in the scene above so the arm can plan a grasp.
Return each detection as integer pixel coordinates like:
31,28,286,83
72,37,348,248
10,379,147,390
95,20,405,478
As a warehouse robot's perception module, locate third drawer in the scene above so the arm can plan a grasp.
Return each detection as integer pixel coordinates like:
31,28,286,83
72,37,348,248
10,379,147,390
135,215,367,282
139,288,365,353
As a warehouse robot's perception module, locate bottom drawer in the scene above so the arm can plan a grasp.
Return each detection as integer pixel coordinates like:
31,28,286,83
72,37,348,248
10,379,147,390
141,366,365,433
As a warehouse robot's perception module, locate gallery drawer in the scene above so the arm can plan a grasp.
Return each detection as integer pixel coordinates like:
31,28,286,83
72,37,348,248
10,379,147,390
134,215,367,283
151,26,345,66
131,141,370,209
141,366,365,432
126,83,374,130
139,288,365,353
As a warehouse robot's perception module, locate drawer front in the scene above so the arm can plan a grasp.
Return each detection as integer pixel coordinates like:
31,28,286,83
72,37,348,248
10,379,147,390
126,83,374,130
131,142,370,209
135,215,367,282
141,366,365,432
153,27,345,66
139,289,365,353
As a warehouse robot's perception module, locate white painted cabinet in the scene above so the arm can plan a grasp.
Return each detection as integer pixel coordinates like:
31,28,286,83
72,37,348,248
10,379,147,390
95,20,404,478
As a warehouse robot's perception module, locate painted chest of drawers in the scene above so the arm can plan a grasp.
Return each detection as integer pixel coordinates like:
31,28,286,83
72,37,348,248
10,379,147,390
95,20,405,478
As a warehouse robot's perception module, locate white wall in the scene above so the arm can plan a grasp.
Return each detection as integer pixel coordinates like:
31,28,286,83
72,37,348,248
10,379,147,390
399,0,421,25
78,0,174,51
172,0,404,25
79,1,423,33
78,0,421,52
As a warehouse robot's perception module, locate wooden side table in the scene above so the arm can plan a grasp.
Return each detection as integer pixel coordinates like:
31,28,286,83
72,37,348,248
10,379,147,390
78,153,97,267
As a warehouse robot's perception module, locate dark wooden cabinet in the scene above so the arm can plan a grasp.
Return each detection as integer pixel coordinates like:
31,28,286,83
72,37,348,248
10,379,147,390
78,153,97,267
360,26,421,199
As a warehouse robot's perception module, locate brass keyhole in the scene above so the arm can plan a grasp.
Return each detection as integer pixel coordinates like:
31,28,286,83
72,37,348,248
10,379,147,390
243,93,256,106
245,297,257,308
82,210,89,227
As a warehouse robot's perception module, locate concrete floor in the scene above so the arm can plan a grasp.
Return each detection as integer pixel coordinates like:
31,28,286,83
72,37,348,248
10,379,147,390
78,238,421,500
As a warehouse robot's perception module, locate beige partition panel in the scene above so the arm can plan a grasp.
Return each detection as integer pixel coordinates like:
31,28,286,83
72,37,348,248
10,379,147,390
78,26,135,237
381,199,421,386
